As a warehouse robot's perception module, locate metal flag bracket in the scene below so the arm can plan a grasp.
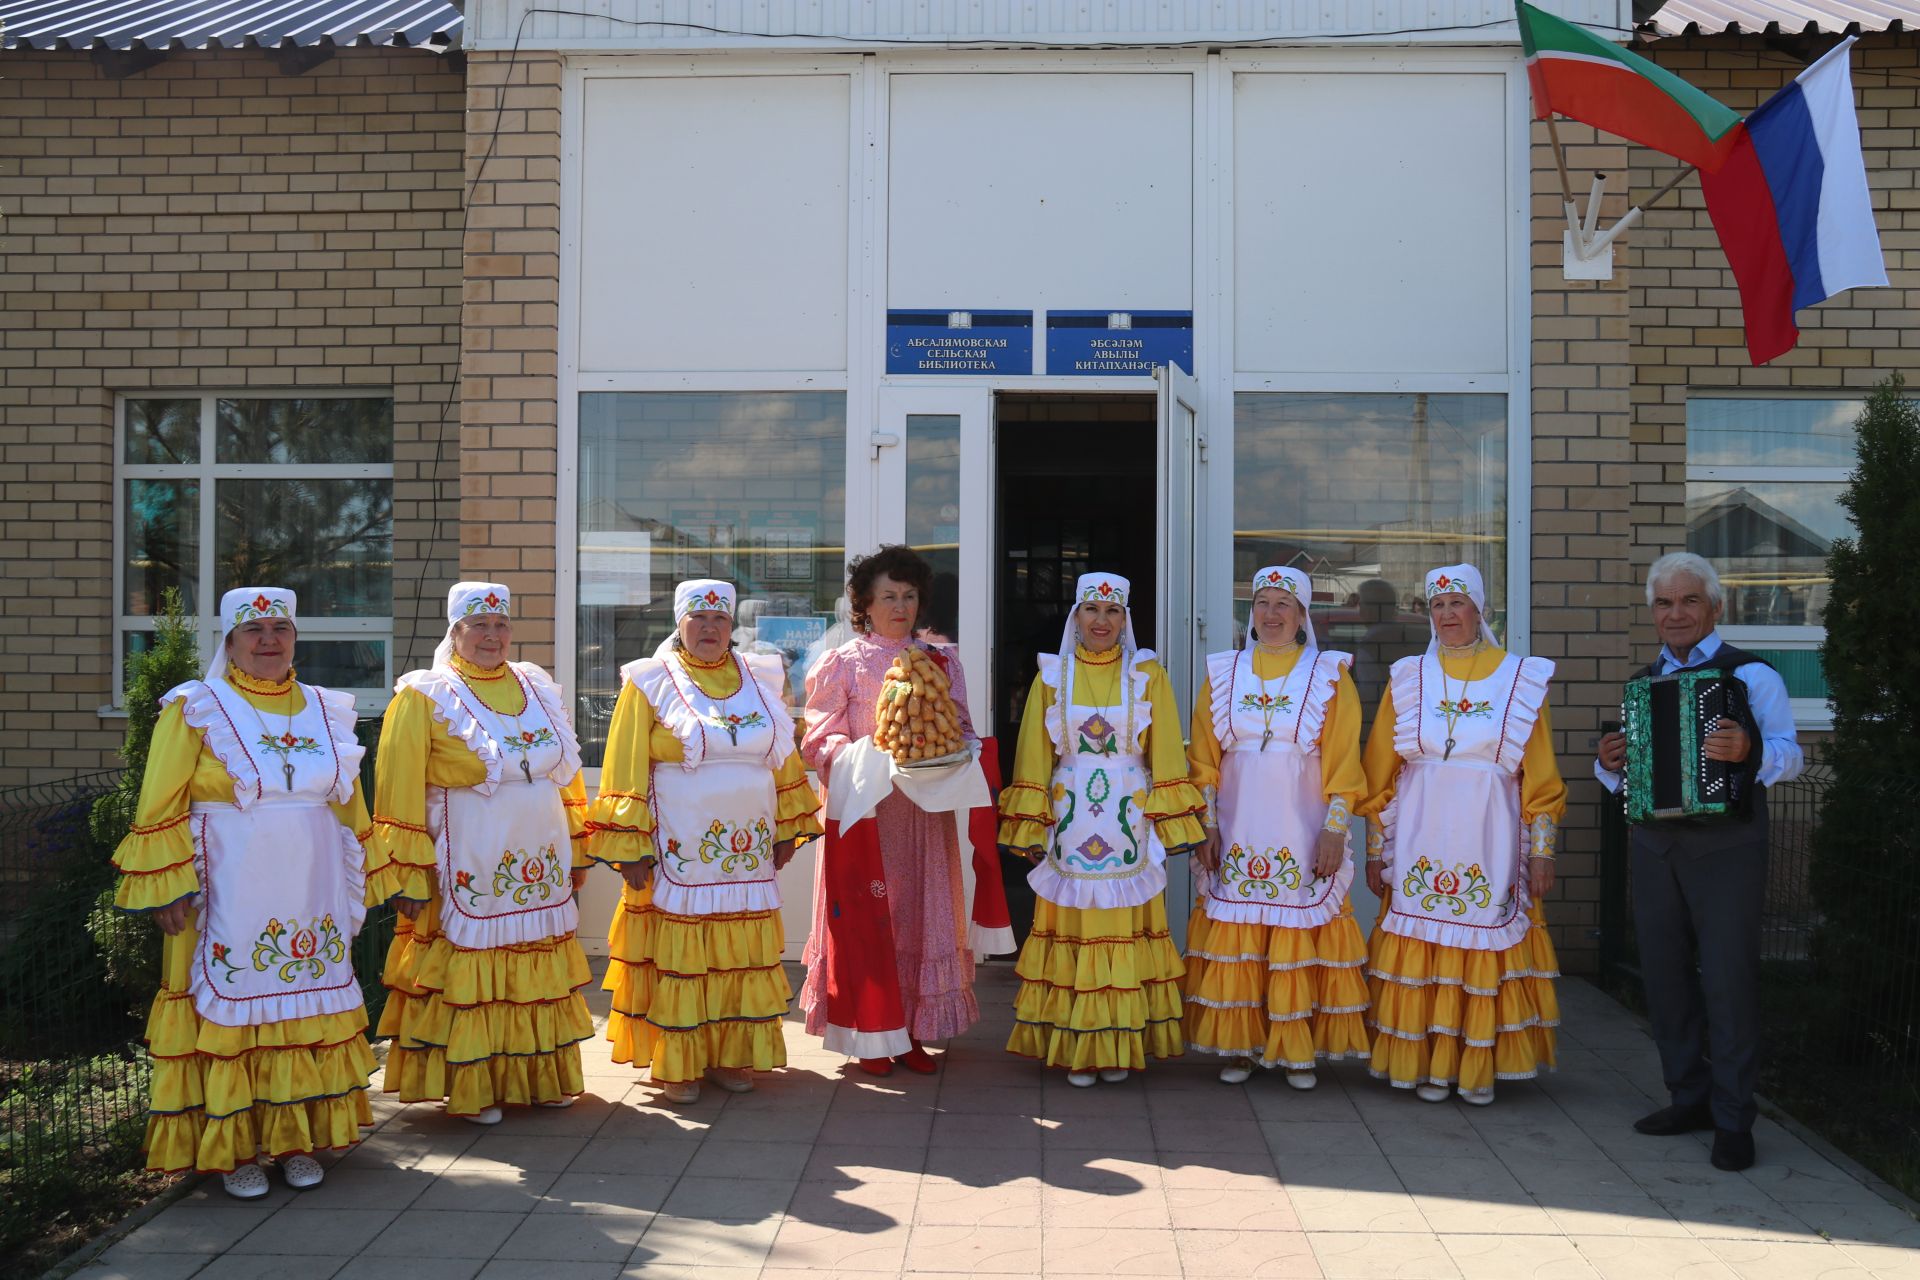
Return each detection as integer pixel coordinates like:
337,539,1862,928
1549,119,1694,282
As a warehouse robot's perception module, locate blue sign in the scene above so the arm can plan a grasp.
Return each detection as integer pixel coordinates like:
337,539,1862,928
1047,310,1193,376
887,310,1033,375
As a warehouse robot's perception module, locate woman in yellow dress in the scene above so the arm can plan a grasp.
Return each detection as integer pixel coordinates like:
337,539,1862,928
1359,564,1565,1105
113,587,396,1198
374,581,593,1124
998,572,1207,1086
588,579,822,1104
1183,567,1371,1089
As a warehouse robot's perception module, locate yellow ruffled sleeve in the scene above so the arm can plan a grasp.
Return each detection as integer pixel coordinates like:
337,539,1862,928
112,701,202,913
995,672,1057,856
1520,700,1568,859
371,687,437,902
1187,674,1224,826
585,678,659,866
1141,662,1206,853
561,770,592,868
1317,671,1366,836
1358,682,1403,860
774,751,823,846
329,778,391,905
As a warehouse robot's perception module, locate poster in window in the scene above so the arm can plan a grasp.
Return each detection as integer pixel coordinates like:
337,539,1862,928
669,508,740,583
750,509,818,586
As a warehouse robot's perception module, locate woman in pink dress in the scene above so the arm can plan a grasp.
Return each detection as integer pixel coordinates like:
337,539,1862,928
799,546,982,1075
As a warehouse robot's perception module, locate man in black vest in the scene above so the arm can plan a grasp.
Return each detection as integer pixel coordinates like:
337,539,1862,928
1596,552,1803,1172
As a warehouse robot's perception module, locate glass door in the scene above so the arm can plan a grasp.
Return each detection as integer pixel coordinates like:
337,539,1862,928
1155,360,1203,937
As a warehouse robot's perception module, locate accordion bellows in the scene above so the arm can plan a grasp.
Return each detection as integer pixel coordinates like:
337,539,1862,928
1621,670,1754,823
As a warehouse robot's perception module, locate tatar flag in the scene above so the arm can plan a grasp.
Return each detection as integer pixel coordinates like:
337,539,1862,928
1701,36,1889,365
1517,1,1743,171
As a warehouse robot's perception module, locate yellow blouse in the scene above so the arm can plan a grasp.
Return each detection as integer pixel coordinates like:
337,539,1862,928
111,665,384,912
585,651,823,866
1187,645,1367,831
996,644,1208,855
371,653,591,901
1358,646,1568,855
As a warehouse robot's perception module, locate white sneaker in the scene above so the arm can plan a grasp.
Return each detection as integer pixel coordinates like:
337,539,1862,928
1099,1068,1130,1084
1218,1060,1255,1085
1457,1086,1495,1107
280,1154,324,1189
221,1164,270,1200
537,1096,577,1109
1415,1083,1450,1104
1285,1070,1318,1091
661,1080,701,1104
461,1106,504,1126
1066,1070,1099,1088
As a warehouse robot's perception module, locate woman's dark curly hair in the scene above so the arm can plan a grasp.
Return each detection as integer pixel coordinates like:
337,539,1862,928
846,544,934,633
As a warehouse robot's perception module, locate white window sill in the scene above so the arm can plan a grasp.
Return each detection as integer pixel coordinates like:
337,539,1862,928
99,704,129,720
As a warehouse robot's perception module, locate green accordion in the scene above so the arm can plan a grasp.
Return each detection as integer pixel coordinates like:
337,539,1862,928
1621,669,1754,824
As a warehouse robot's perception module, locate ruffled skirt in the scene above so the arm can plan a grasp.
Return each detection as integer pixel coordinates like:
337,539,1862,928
1006,895,1185,1071
143,929,374,1173
377,898,592,1116
1182,900,1371,1070
1366,901,1560,1094
604,887,791,1084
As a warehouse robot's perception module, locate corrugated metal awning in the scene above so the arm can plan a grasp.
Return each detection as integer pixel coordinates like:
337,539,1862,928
0,0,463,51
1644,0,1919,37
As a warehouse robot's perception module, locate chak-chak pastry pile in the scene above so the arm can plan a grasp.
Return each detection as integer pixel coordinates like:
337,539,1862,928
873,647,966,763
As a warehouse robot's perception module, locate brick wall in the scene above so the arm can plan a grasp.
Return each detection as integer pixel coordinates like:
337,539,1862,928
0,48,465,785
1530,120,1637,975
458,50,564,668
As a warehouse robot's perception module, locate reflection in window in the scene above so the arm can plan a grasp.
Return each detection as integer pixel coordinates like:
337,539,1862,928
1685,480,1847,627
124,479,200,614
1234,393,1506,728
906,414,962,644
217,398,394,465
577,392,848,767
216,478,394,616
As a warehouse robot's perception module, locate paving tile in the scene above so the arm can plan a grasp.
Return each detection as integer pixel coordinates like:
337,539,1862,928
803,1141,929,1183
284,1166,437,1210
492,1211,652,1262
112,1205,281,1254
930,1110,1045,1149
630,1215,783,1270
333,1258,483,1280
1246,1083,1362,1122
1175,1228,1323,1277
1045,1081,1152,1116
1160,1148,1286,1190
1286,1185,1429,1234
903,1222,1046,1272
1367,1112,1493,1159
365,1208,526,1258
784,1175,921,1226
1700,1239,1879,1279
762,1218,912,1271
1043,1225,1184,1275
1309,1229,1461,1278
1566,1234,1739,1280
474,1263,623,1280
1495,1157,1646,1199
1264,1120,1382,1158
1469,1120,1608,1164
535,1172,677,1214
191,1255,351,1280
912,1179,1043,1227
593,1102,718,1140
699,1103,827,1144
1153,1113,1271,1154
1790,1199,1920,1249
227,1208,400,1255
830,1079,942,1112
566,1136,699,1178
457,1134,589,1173
659,1175,798,1220
1661,1197,1823,1243
1407,1194,1561,1236
333,1130,478,1175
1041,1182,1174,1230
1438,1234,1601,1279
1041,1148,1166,1190
1043,1111,1157,1149
683,1138,814,1180
1837,1241,1920,1279
1533,1195,1690,1238
73,1259,212,1280
936,1084,1043,1115
169,1179,300,1212
1390,1157,1528,1200
1166,1186,1304,1232
1275,1153,1406,1196
816,1107,935,1146
413,1168,561,1214
629,1269,761,1280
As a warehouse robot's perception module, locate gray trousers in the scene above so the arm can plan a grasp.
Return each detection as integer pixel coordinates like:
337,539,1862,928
1629,816,1768,1134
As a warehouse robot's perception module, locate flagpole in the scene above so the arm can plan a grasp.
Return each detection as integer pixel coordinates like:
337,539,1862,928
1639,164,1697,212
1580,164,1700,257
1545,117,1586,249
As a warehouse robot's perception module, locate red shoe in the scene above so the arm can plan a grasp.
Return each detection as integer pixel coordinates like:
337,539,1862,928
857,1057,895,1077
896,1044,939,1075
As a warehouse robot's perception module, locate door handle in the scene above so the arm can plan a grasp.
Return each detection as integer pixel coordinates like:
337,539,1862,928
869,431,900,460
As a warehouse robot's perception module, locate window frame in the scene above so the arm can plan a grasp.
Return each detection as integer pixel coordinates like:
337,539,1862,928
1684,391,1857,731
111,390,398,715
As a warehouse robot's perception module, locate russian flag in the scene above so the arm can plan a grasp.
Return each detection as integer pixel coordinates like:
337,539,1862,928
1701,36,1888,366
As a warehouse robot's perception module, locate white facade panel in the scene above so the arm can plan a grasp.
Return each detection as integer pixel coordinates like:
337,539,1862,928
473,0,1628,49
887,72,1192,312
576,74,851,374
1231,70,1510,376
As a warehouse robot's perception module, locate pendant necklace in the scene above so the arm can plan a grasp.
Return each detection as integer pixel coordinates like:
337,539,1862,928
468,662,537,783
1250,641,1300,751
234,674,300,791
1436,640,1485,761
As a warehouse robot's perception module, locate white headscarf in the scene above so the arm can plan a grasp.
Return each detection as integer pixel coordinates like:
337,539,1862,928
1247,565,1316,649
1423,563,1500,653
652,579,740,659
434,581,511,670
206,587,297,680
1055,572,1141,760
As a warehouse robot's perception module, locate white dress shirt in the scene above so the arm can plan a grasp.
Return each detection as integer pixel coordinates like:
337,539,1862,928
1595,631,1805,794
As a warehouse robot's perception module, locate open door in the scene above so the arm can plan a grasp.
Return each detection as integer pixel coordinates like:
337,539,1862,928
1155,361,1202,939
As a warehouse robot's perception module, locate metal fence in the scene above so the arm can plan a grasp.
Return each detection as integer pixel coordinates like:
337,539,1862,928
0,718,392,1266
1599,760,1920,1193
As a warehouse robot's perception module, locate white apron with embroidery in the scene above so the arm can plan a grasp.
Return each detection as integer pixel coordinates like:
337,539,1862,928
1027,651,1168,911
404,662,581,951
1201,647,1355,928
624,652,796,917
1375,651,1554,952
181,677,369,1028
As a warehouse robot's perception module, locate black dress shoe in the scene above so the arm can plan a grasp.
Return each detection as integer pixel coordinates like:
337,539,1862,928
1711,1128,1756,1171
1634,1103,1714,1136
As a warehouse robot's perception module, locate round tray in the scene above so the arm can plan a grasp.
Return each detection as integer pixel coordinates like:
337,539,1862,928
897,748,972,770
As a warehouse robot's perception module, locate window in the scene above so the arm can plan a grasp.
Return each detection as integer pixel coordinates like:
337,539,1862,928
116,394,396,711
1685,396,1858,721
576,392,848,768
1234,392,1508,731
